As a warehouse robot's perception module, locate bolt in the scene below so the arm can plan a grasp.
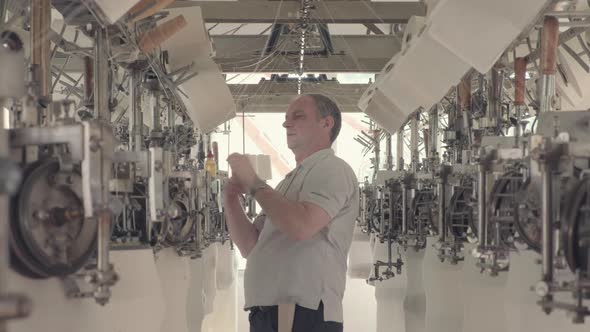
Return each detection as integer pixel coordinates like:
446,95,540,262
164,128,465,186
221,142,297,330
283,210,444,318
89,136,100,152
154,161,163,172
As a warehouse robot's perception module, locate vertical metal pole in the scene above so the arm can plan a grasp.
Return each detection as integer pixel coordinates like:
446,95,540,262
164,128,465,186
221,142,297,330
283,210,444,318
541,162,553,283
385,133,393,171
514,57,527,143
488,68,501,130
0,113,8,295
30,0,51,124
402,181,408,236
31,0,51,98
539,16,559,113
83,56,94,110
458,76,473,159
438,178,446,242
0,0,7,25
477,163,487,247
410,112,419,172
379,188,385,235
429,105,439,158
387,185,393,233
168,102,175,128
397,129,404,171
372,129,381,177
129,70,143,152
94,28,110,122
95,209,112,305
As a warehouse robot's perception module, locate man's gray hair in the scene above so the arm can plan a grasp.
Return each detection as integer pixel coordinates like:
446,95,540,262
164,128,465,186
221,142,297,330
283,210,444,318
305,94,342,143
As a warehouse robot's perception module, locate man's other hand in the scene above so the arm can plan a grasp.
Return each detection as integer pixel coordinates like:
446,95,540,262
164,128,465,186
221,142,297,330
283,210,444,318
227,153,259,193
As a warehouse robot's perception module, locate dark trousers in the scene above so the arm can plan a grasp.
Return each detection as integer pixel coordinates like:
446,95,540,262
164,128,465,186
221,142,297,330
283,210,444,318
248,301,343,332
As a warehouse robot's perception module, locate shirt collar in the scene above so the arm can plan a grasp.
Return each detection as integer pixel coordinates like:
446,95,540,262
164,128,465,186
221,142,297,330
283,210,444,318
299,148,334,170
284,148,334,178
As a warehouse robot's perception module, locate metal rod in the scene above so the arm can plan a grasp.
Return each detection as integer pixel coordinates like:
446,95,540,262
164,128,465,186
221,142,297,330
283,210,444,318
168,102,175,128
385,133,393,171
387,185,393,235
514,58,527,106
0,0,7,25
477,164,487,247
539,16,559,113
541,162,553,283
129,70,143,152
373,129,381,178
488,68,501,126
95,209,112,305
31,0,51,99
544,11,590,17
457,78,472,160
497,70,505,127
410,112,419,172
402,180,408,235
379,188,385,235
438,178,446,242
514,57,526,144
396,129,404,171
93,28,110,121
83,56,94,109
429,105,438,157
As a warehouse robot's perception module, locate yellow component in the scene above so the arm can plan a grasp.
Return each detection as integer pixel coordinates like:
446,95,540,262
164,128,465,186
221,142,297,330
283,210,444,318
205,151,217,177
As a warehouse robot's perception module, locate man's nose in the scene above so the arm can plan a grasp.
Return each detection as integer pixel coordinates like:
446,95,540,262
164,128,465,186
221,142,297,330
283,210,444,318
283,119,290,128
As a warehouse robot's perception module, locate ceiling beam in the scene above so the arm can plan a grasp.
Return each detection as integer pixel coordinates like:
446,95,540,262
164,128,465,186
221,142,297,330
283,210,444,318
214,35,399,72
235,94,362,113
229,81,369,95
170,1,426,24
240,103,361,113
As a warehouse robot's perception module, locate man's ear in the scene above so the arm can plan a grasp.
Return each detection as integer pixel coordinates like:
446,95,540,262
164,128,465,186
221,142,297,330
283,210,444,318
324,116,334,129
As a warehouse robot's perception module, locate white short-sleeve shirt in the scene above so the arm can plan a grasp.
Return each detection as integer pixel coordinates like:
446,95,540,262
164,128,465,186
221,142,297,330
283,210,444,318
244,148,359,323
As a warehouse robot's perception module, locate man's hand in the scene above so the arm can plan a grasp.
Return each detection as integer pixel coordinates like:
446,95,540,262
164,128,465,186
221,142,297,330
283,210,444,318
224,176,246,200
227,153,260,193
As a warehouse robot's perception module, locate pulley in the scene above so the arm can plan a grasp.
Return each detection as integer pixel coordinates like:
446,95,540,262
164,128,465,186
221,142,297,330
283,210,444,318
10,160,96,278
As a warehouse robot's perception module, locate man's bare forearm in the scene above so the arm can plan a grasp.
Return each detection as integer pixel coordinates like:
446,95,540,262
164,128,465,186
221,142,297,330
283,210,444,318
224,195,259,258
254,187,310,241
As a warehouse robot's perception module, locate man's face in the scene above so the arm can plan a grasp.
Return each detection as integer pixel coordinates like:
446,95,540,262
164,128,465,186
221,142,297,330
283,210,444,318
282,96,327,151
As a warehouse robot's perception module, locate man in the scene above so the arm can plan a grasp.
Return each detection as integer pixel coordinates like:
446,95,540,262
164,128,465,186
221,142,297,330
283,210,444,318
224,94,359,332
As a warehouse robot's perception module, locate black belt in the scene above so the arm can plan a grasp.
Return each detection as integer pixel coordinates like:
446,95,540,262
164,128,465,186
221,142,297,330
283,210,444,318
249,305,278,313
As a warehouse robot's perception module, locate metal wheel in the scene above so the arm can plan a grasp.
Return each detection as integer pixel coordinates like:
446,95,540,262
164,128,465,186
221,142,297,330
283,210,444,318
488,171,522,247
514,179,542,252
410,189,437,235
562,177,590,274
10,160,96,278
164,190,195,245
447,186,474,241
